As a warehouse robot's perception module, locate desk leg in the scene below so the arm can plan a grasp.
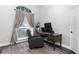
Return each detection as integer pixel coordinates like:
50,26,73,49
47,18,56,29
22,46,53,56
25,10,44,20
53,41,55,50
60,41,62,49
60,35,62,49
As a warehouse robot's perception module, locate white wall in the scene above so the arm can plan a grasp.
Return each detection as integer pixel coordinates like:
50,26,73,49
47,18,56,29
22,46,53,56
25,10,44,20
72,6,79,53
25,5,40,23
0,5,39,47
0,5,16,46
39,5,74,49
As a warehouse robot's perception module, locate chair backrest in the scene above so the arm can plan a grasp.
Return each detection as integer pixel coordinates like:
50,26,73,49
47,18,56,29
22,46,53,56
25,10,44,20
26,29,32,37
44,23,52,28
44,23,54,33
41,27,46,32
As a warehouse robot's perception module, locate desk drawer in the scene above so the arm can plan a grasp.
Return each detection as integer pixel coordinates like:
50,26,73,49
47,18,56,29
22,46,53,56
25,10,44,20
53,35,62,41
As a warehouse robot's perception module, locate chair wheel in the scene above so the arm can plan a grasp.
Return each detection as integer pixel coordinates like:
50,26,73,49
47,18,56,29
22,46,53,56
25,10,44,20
29,47,32,50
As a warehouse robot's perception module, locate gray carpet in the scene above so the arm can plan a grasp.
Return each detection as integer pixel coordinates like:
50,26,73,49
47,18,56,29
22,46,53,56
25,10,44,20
1,42,67,54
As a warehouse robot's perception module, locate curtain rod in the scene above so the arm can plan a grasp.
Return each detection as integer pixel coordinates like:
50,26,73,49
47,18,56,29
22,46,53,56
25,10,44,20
14,9,34,14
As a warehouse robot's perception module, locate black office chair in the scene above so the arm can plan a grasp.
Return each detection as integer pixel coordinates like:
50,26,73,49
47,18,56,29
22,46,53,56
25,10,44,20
27,29,44,49
41,23,54,33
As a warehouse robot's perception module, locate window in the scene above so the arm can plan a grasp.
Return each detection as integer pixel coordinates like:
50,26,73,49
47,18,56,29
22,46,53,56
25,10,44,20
16,16,33,41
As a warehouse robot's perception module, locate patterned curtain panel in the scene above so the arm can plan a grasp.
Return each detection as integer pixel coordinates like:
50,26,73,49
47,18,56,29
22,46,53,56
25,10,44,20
26,13,35,36
10,10,26,45
10,6,33,45
26,13,34,27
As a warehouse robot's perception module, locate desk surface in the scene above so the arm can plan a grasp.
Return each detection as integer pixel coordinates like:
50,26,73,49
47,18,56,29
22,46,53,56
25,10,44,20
39,32,61,36
39,32,62,50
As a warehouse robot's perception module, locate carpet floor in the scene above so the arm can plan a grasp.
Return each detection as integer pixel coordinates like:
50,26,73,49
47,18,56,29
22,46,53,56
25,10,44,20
1,42,67,54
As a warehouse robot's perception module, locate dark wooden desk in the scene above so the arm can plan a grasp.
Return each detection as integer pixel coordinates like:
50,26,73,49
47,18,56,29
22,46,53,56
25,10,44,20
39,32,62,50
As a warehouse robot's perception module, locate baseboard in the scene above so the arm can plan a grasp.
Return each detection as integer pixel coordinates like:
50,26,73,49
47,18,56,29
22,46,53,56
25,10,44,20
16,39,27,43
72,49,79,54
75,50,79,54
0,39,28,48
0,41,71,50
55,43,71,50
0,42,10,47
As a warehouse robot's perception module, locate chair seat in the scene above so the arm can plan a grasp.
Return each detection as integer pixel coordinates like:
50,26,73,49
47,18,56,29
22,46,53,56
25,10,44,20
28,36,44,49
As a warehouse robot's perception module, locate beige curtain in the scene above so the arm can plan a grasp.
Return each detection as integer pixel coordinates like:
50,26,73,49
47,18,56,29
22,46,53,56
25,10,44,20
11,9,35,45
26,13,36,35
26,13,34,27
10,10,25,45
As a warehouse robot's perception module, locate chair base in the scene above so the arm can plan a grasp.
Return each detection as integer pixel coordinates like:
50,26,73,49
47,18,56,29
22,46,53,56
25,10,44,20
29,45,44,49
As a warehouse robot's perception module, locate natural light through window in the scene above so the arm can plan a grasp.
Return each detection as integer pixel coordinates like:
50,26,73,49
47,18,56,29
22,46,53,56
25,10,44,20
16,15,33,41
